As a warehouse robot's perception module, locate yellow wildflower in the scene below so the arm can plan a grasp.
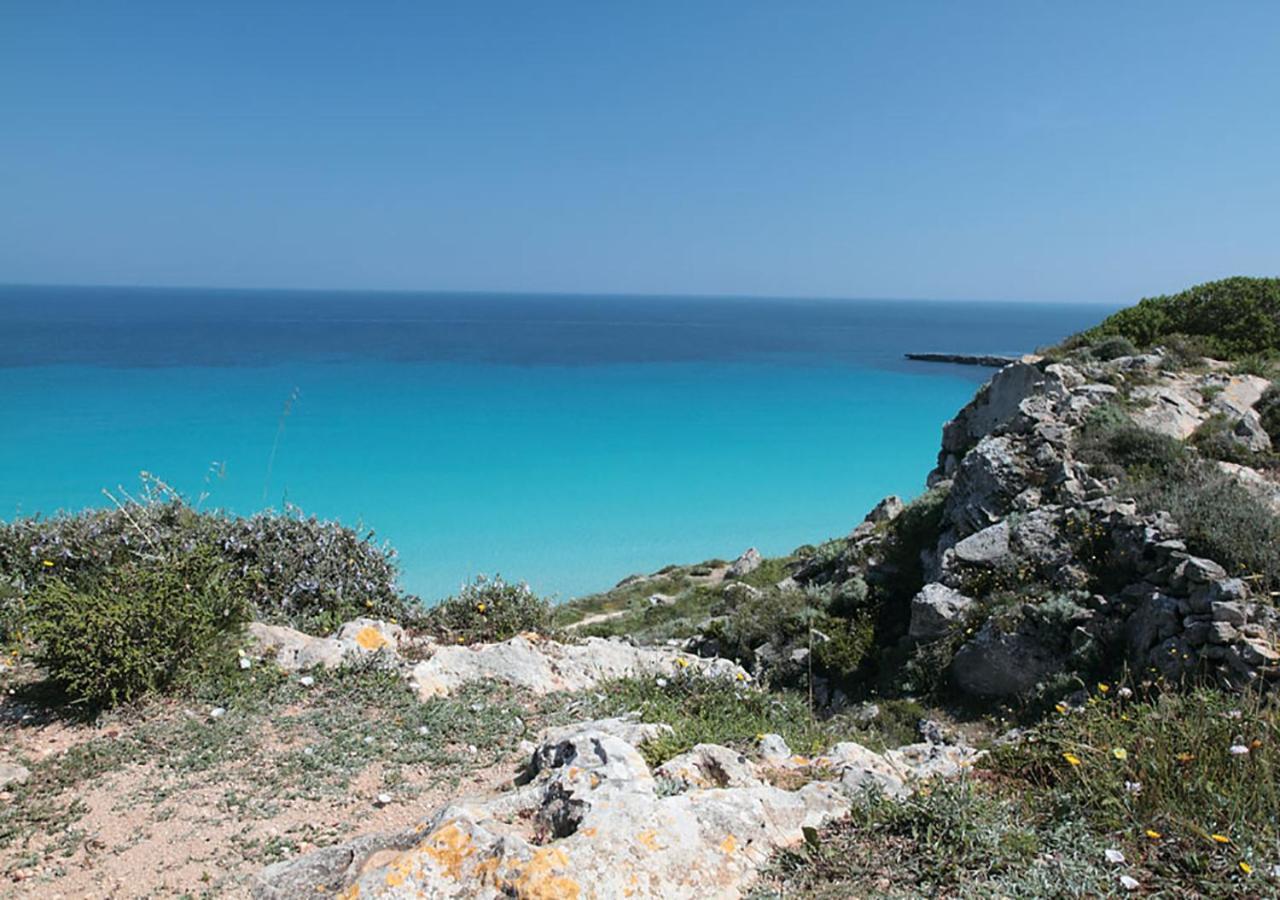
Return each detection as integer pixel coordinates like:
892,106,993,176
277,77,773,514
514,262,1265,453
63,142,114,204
41,559,54,567
1097,683,1110,694
456,636,465,644
1240,861,1253,875
1062,752,1082,766
734,672,745,681
1211,834,1231,845
1112,748,1128,761
477,603,486,613
1054,702,1068,714
675,658,689,669
1145,830,1162,840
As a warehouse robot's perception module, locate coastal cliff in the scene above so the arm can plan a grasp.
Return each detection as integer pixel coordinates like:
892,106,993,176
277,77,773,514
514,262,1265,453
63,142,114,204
2,278,1279,897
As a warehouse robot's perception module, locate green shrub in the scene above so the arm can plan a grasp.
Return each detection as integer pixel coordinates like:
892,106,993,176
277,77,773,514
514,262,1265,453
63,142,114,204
0,496,409,635
1075,408,1188,479
1075,276,1280,359
1188,413,1261,466
421,574,551,644
1133,461,1280,592
28,545,252,707
1086,335,1137,361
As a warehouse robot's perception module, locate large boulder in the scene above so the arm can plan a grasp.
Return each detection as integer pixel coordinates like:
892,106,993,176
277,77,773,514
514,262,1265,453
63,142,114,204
943,436,1030,533
408,635,749,699
909,583,975,642
950,620,1068,698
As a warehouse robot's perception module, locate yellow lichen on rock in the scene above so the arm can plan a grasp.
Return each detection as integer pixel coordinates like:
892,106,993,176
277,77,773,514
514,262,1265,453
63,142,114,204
355,625,389,651
505,847,579,900
719,835,738,855
418,821,476,881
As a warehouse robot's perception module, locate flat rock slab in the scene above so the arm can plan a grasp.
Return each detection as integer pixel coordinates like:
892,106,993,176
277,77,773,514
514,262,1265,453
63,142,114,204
408,635,749,699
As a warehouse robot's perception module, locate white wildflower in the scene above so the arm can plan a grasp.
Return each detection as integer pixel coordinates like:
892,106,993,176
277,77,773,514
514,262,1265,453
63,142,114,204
1105,848,1126,865
1229,744,1250,756
1119,875,1140,891
1124,781,1142,795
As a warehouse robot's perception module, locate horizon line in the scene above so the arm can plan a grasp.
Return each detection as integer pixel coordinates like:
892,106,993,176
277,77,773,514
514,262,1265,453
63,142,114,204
0,279,1123,307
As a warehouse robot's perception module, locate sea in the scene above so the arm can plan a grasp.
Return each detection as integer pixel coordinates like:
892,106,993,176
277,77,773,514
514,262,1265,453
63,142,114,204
0,285,1117,601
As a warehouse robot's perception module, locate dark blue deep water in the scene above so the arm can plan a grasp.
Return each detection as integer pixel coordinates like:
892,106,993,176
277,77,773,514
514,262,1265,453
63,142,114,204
0,285,1116,598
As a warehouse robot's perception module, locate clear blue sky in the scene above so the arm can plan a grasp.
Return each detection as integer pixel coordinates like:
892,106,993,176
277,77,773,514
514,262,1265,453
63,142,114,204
2,1,1277,302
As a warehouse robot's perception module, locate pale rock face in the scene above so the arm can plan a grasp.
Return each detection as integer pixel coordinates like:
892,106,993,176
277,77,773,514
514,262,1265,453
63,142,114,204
725,547,763,579
950,521,1011,567
0,762,31,790
246,618,405,672
909,583,975,642
1129,384,1207,439
246,622,347,672
254,723,980,900
408,635,750,699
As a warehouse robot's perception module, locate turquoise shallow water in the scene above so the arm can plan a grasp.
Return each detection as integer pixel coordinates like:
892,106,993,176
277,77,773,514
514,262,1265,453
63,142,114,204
0,287,1116,599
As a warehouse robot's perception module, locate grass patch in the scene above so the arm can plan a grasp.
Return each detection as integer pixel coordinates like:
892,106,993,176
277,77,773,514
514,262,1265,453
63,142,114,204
585,673,884,766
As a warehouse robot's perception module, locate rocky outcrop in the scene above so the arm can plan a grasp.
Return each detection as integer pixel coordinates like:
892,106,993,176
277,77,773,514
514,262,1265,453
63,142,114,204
246,618,407,672
253,724,978,899
725,548,763,579
409,635,749,699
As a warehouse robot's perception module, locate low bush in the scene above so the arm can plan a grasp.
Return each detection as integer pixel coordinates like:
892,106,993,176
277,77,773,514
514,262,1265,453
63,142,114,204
1188,413,1261,466
420,574,552,644
1075,276,1280,359
1074,408,1188,480
1133,461,1280,592
993,684,1279,894
27,545,252,707
0,494,408,636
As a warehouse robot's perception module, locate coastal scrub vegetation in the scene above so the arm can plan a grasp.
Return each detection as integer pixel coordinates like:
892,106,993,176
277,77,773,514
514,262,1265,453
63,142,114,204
762,684,1279,898
28,545,251,707
1077,404,1280,591
0,483,409,643
418,574,552,644
1066,276,1280,359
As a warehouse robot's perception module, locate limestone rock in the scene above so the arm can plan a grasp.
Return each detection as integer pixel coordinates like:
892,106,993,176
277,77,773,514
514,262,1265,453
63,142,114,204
408,635,749,699
247,618,405,672
951,521,1011,567
944,436,1029,532
656,744,761,790
909,583,975,642
335,618,406,655
247,622,347,672
0,762,30,790
255,725,847,900
726,548,763,579
950,622,1066,698
1130,384,1206,439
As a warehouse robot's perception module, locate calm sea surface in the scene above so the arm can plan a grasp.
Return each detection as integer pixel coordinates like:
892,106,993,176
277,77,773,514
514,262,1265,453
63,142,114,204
0,285,1116,599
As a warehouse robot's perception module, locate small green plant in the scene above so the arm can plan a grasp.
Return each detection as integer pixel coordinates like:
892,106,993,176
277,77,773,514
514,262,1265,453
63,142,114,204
590,672,870,765
993,684,1280,894
421,574,551,644
27,545,252,707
